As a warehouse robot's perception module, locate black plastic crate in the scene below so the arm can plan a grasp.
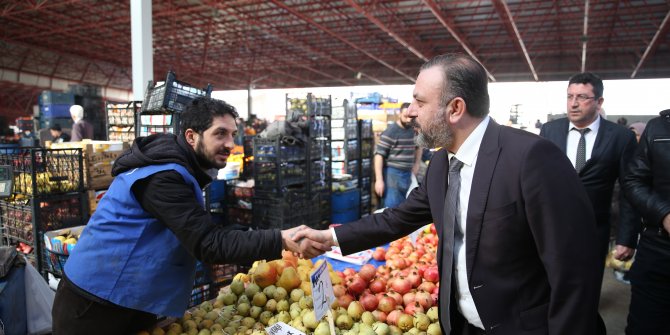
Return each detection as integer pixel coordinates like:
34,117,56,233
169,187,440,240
189,284,212,308
361,158,371,177
359,120,373,139
253,137,306,162
310,139,331,159
253,161,307,188
346,139,359,160
360,176,371,190
228,208,253,226
345,119,359,140
310,160,331,182
347,160,359,178
286,94,332,117
142,71,213,114
0,148,83,197
210,263,250,289
360,139,373,159
309,116,331,138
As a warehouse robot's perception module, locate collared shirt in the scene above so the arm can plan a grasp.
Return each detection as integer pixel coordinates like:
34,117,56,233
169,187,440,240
566,116,600,168
449,115,490,329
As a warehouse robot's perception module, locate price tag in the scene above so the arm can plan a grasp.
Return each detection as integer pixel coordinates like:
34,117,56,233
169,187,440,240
310,259,335,321
265,322,306,335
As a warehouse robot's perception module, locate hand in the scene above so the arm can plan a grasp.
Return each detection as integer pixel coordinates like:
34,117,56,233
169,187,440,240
281,226,333,259
663,213,670,235
374,179,384,198
291,228,337,256
613,245,635,261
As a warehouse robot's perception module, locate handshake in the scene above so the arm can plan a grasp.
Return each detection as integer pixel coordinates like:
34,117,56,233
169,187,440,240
280,225,338,259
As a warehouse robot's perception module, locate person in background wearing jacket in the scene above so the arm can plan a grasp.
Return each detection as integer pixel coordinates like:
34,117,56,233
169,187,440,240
622,109,670,335
49,124,70,143
52,97,328,334
69,104,94,141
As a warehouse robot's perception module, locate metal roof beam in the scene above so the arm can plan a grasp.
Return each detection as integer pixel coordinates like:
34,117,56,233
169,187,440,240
631,9,670,78
0,0,80,18
267,0,416,82
422,0,496,82
206,1,386,85
581,0,590,72
344,0,428,61
270,68,321,87
492,0,538,81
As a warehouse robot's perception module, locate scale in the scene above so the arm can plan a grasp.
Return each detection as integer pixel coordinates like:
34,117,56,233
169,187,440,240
0,165,13,198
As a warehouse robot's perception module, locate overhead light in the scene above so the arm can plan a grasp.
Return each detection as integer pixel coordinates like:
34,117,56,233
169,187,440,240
356,72,362,80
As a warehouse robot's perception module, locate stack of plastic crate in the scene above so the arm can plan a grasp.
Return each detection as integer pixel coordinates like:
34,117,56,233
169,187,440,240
251,137,311,229
286,94,332,229
359,120,374,217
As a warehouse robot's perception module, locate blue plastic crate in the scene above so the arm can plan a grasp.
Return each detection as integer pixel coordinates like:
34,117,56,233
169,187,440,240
39,91,75,105
332,188,360,211
40,104,72,118
332,206,360,224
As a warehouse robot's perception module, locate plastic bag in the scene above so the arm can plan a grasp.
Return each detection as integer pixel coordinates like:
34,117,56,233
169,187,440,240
23,259,54,335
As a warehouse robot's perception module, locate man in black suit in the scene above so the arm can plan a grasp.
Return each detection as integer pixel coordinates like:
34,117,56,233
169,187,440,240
539,73,638,271
295,54,601,335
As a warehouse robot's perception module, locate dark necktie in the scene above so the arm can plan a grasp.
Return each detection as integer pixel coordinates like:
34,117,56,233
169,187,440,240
439,156,464,334
574,127,591,172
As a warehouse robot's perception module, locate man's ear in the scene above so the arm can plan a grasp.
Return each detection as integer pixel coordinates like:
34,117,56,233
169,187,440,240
184,129,197,146
448,97,466,123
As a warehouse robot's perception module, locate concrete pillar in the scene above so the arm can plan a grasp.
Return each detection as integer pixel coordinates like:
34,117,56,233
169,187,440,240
131,0,153,101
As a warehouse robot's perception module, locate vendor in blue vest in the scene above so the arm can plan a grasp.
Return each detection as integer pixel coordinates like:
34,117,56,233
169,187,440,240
52,97,329,334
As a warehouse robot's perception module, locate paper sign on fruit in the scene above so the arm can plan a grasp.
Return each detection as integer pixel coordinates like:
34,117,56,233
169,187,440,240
310,259,335,320
265,322,306,335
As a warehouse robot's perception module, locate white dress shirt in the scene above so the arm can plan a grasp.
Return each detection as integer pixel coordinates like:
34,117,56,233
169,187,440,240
449,116,489,329
566,116,600,168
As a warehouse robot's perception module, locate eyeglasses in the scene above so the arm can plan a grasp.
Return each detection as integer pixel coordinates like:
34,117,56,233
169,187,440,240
567,94,596,103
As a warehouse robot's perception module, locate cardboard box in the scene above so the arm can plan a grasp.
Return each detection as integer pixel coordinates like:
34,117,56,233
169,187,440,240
52,140,129,190
43,225,86,255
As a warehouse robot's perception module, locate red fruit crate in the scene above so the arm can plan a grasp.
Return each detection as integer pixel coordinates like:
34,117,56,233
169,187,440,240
0,194,87,276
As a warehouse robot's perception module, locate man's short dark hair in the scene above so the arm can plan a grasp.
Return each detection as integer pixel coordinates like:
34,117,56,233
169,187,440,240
420,53,490,118
568,72,604,99
50,124,62,131
180,97,239,136
400,102,410,110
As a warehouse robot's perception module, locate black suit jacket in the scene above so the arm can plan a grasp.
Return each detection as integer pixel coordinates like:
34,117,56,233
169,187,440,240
539,117,639,252
335,120,601,335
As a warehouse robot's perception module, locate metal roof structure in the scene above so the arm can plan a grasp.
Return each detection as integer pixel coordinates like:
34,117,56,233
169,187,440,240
1,0,669,119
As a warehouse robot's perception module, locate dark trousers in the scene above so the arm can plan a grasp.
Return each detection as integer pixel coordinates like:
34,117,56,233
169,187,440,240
625,233,670,335
52,278,157,335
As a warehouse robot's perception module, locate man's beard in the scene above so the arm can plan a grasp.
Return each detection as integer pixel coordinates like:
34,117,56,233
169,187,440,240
195,139,226,170
413,107,453,149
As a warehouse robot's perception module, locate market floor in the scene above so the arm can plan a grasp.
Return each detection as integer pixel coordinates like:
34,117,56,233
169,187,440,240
600,268,632,335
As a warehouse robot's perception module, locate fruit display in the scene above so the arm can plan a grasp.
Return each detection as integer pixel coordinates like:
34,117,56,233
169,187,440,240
143,225,442,335
13,171,79,195
1,148,82,196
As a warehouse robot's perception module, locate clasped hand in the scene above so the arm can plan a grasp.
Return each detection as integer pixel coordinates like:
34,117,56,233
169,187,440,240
281,225,336,259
